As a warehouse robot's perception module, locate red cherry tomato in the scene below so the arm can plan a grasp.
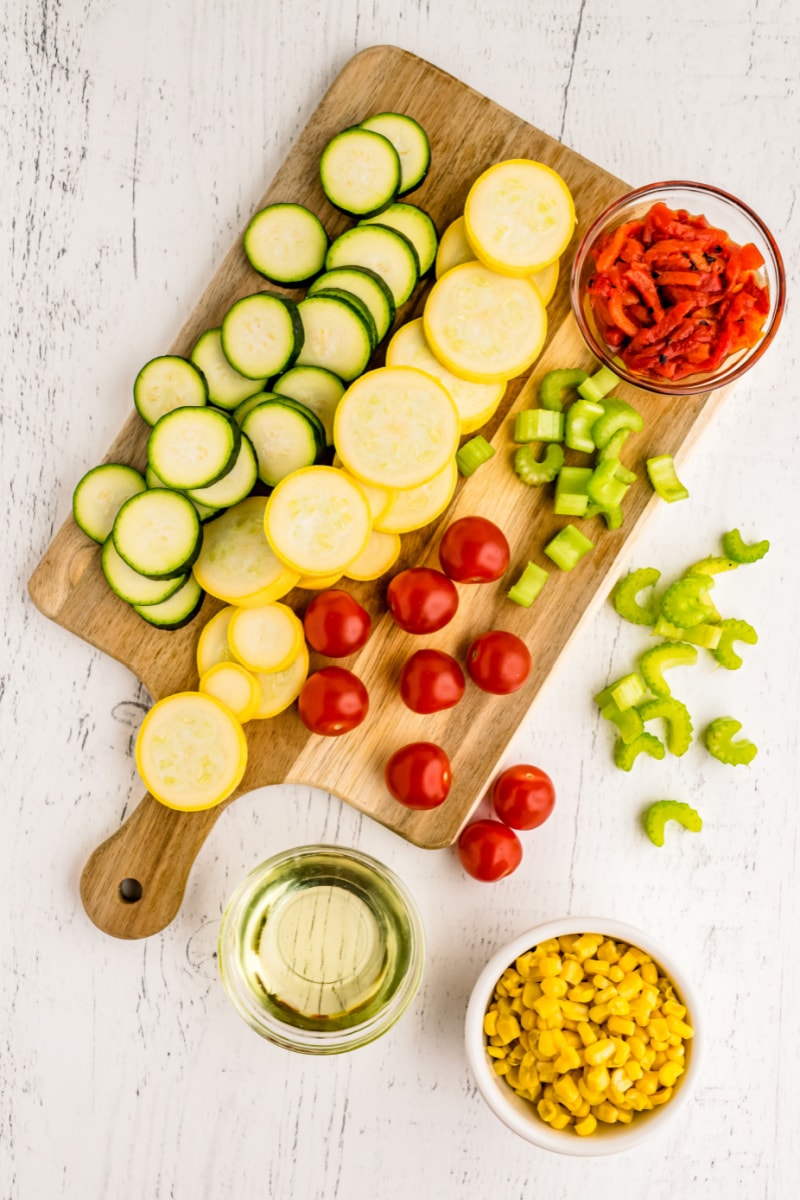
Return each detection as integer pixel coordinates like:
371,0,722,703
465,631,531,695
385,742,451,809
298,667,369,736
492,764,556,830
303,589,371,657
386,567,459,634
457,819,522,881
438,516,510,583
399,649,466,714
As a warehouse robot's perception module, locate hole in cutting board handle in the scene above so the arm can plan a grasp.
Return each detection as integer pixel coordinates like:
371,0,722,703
119,877,143,903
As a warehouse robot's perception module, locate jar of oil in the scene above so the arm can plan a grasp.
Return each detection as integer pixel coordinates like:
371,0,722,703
217,845,425,1053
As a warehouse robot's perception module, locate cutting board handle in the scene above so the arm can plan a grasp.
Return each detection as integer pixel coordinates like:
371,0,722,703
79,793,224,939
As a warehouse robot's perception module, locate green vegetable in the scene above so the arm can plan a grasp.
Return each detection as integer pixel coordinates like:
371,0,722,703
596,430,636,483
660,575,716,629
646,455,689,503
599,701,644,744
514,443,564,487
539,367,589,411
544,525,594,571
614,732,665,771
595,674,647,712
456,435,495,477
591,396,644,449
612,567,661,626
565,399,604,453
640,642,698,697
513,409,564,444
554,466,592,516
507,562,549,607
722,528,770,564
711,618,757,670
638,696,693,756
587,459,630,512
577,365,619,404
684,555,738,577
601,505,624,530
703,716,758,766
652,616,722,649
643,800,703,847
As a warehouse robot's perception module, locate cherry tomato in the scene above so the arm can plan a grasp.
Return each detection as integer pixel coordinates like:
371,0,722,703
385,742,451,809
438,516,510,583
386,567,459,634
303,589,371,657
457,819,522,881
399,649,465,714
465,630,531,695
492,764,556,830
298,667,369,736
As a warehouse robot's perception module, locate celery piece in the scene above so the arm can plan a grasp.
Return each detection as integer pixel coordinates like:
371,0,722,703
514,443,564,487
539,368,589,412
722,528,770,564
577,365,620,404
597,430,636,483
514,409,564,444
612,567,661,626
652,615,722,650
685,556,738,577
545,525,594,571
640,642,698,697
646,455,689,503
587,459,630,511
592,397,645,450
565,399,604,453
638,697,693,757
602,505,624,531
610,673,647,712
660,575,716,629
600,701,644,745
614,732,665,771
643,800,703,847
554,467,592,517
456,435,495,477
703,716,758,766
711,618,757,670
507,562,549,608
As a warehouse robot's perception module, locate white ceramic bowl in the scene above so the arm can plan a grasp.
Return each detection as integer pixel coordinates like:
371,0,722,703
465,917,703,1156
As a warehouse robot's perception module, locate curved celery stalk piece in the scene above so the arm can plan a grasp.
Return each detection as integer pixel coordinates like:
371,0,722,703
640,642,698,697
613,567,661,626
577,365,619,403
592,397,645,450
646,455,689,503
643,800,703,847
514,443,564,487
600,701,644,745
660,575,715,629
539,368,589,412
614,732,665,771
565,399,604,453
722,528,770,564
711,618,758,670
638,697,693,756
457,435,495,477
588,459,630,511
685,555,739,577
703,717,758,765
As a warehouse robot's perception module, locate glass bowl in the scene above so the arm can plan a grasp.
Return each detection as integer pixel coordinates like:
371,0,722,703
464,917,703,1156
218,845,425,1054
570,181,785,396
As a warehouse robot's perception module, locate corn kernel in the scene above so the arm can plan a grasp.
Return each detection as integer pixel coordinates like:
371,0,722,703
651,1086,673,1107
607,996,631,1017
520,1009,535,1031
559,958,584,985
641,984,660,1008
624,1061,643,1082
610,1068,633,1093
607,1015,635,1037
560,1000,589,1022
608,1085,629,1108
496,1014,521,1044
554,1074,581,1108
666,1015,694,1039
511,997,524,1014
562,1030,582,1050
593,1102,619,1124
483,1010,498,1037
493,1060,510,1076
541,977,568,998
652,1052,667,1068
641,962,658,985
574,1114,598,1136
584,1038,615,1066
574,1099,591,1118
610,1039,631,1067
537,1098,557,1123
618,950,638,973
666,1045,685,1062
487,1045,507,1059
507,1045,524,1065
518,1031,530,1051
549,1105,572,1130
586,1064,610,1092
592,975,611,990
659,1061,685,1087
640,1048,656,1070
627,1036,646,1062
539,955,562,977
628,998,653,1024
638,1072,659,1095
568,983,595,1003
572,934,603,960
554,1047,583,1074
607,965,625,983
538,938,561,954
558,934,579,952
505,1068,521,1088
597,940,619,963
533,995,561,1020
516,952,535,978
578,1078,605,1106
615,1107,633,1124
662,999,687,1019
577,1022,597,1047
617,972,644,1000
648,1017,670,1043
596,986,618,1004
583,959,606,974
537,1062,557,1083
626,1088,649,1111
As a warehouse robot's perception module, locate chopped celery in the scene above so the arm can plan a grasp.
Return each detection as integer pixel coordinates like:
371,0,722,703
685,555,738,577
602,505,624,531
722,528,770,564
545,525,594,571
514,409,564,444
614,732,665,771
507,562,549,607
592,397,645,449
638,696,693,756
539,368,589,412
610,673,647,711
587,459,630,511
554,467,592,516
640,642,698,697
653,615,722,650
646,455,689,503
514,443,564,487
577,365,619,404
600,700,644,745
565,399,604,453
613,567,661,626
660,575,716,629
643,800,703,847
597,430,636,482
703,716,758,766
711,618,757,670
456,435,495,477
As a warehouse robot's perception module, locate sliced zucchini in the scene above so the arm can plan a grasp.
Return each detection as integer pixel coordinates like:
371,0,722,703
309,287,378,350
221,292,303,380
73,463,146,543
295,294,373,381
133,575,205,630
360,203,438,275
359,113,430,196
147,407,240,490
135,691,246,809
307,267,395,341
272,367,345,446
232,390,281,428
101,537,188,606
241,398,324,488
113,489,201,579
325,225,419,307
133,356,208,427
185,434,257,509
243,203,328,284
199,662,261,724
343,529,402,581
372,458,458,534
144,465,217,522
196,605,237,676
228,603,304,673
191,496,299,604
264,466,371,576
251,644,309,720
464,159,576,275
190,328,267,410
319,126,400,217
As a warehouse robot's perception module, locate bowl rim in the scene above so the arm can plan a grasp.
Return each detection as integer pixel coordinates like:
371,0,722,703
464,916,704,1156
569,179,786,397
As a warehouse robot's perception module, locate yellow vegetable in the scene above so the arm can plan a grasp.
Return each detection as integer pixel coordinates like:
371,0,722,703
464,159,576,275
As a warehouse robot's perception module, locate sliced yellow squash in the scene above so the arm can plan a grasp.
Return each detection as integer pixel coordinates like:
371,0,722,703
192,496,299,604
435,216,474,278
196,605,237,677
335,467,393,523
343,529,402,580
251,643,310,719
464,159,576,275
296,571,345,590
531,258,559,304
264,466,371,576
228,602,304,673
373,458,458,534
199,661,261,723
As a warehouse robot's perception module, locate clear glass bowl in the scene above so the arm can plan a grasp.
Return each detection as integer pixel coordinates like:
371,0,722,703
570,181,785,396
218,845,425,1054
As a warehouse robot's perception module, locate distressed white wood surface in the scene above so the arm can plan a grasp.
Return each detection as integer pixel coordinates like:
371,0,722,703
2,1,799,1196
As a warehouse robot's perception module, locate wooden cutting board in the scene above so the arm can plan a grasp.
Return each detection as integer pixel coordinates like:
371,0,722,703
29,45,726,939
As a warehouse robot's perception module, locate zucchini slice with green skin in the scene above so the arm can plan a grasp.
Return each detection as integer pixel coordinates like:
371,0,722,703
144,466,217,522
325,225,419,307
148,407,240,490
133,356,208,427
243,203,328,284
359,113,430,196
113,489,201,579
307,267,395,341
101,537,188,606
241,398,325,488
272,366,345,446
319,126,400,216
221,292,303,380
185,433,258,509
309,287,378,350
190,328,267,410
133,575,205,629
295,294,374,381
360,203,438,275
232,390,280,428
73,463,146,543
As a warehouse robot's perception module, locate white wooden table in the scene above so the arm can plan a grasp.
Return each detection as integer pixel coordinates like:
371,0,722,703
3,1,799,1196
